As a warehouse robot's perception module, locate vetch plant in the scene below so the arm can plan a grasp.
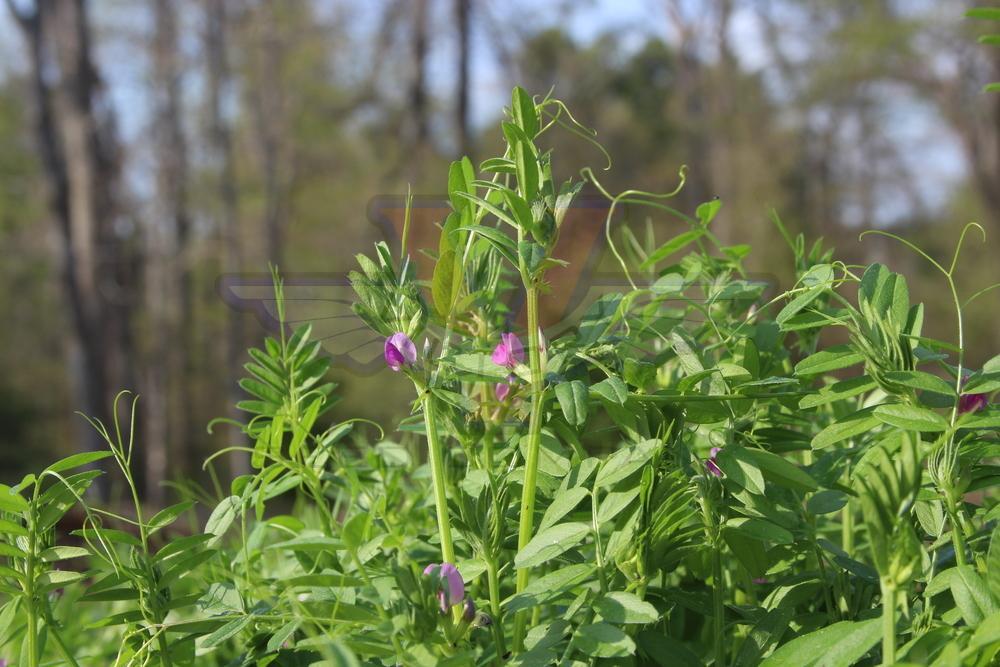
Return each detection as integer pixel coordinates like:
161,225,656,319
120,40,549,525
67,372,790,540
0,86,997,666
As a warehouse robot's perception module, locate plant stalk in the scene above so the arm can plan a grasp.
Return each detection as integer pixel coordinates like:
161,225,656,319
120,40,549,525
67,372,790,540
512,284,545,652
944,490,968,567
712,544,725,667
487,558,507,663
423,396,456,566
880,579,896,666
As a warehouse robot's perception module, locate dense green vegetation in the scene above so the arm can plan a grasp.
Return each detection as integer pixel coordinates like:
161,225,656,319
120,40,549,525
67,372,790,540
0,87,997,666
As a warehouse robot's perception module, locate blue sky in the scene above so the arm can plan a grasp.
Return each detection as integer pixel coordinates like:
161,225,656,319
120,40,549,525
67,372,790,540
0,0,969,226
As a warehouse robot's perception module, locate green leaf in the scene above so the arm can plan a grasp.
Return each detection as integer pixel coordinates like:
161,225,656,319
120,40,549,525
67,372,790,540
504,564,593,612
447,158,474,212
776,287,824,327
696,199,722,225
637,631,701,667
715,447,766,495
806,490,848,515
651,273,685,295
595,439,659,488
575,622,636,658
0,519,27,538
964,371,1000,394
456,224,518,265
555,380,589,426
431,387,478,413
0,485,29,514
640,230,705,269
431,249,456,318
267,621,300,653
596,488,640,524
799,375,877,409
591,376,628,405
735,608,793,666
39,546,90,562
147,501,195,534
967,8,1000,20
514,522,590,568
873,403,949,432
539,487,589,531
595,591,659,624
201,615,253,649
959,410,1000,429
724,528,770,577
760,619,881,667
952,565,999,627
988,523,1000,602
43,451,113,476
882,371,955,395
740,448,818,492
794,345,864,376
205,496,240,548
670,331,705,376
578,293,623,346
812,408,881,449
725,517,793,544
511,86,538,138
0,543,28,559
447,353,509,381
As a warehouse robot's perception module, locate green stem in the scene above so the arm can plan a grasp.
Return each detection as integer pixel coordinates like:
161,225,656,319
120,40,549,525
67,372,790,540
700,490,725,667
842,496,854,555
712,545,725,667
880,579,896,666
945,490,968,567
486,558,507,663
512,284,545,653
25,486,40,667
423,395,456,565
26,577,38,667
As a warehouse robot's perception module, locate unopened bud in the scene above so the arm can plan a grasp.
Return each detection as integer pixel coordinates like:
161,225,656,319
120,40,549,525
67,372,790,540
463,598,476,622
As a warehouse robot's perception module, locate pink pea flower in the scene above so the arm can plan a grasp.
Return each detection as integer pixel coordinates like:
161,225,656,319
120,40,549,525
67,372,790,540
423,562,465,613
495,374,516,401
958,393,988,414
705,447,723,477
492,332,524,368
384,333,417,372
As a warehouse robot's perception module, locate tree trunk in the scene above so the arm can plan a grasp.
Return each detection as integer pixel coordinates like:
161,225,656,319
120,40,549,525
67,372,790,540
248,0,289,268
206,0,250,479
6,0,129,497
455,0,471,156
410,0,429,150
145,0,190,505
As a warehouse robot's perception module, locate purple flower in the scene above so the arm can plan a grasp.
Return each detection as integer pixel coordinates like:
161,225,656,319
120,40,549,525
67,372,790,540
705,447,723,477
423,562,465,613
384,333,417,372
958,393,988,414
495,374,516,401
492,332,524,368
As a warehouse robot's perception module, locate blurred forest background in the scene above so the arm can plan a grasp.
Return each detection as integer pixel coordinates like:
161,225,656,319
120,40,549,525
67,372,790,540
0,0,997,502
